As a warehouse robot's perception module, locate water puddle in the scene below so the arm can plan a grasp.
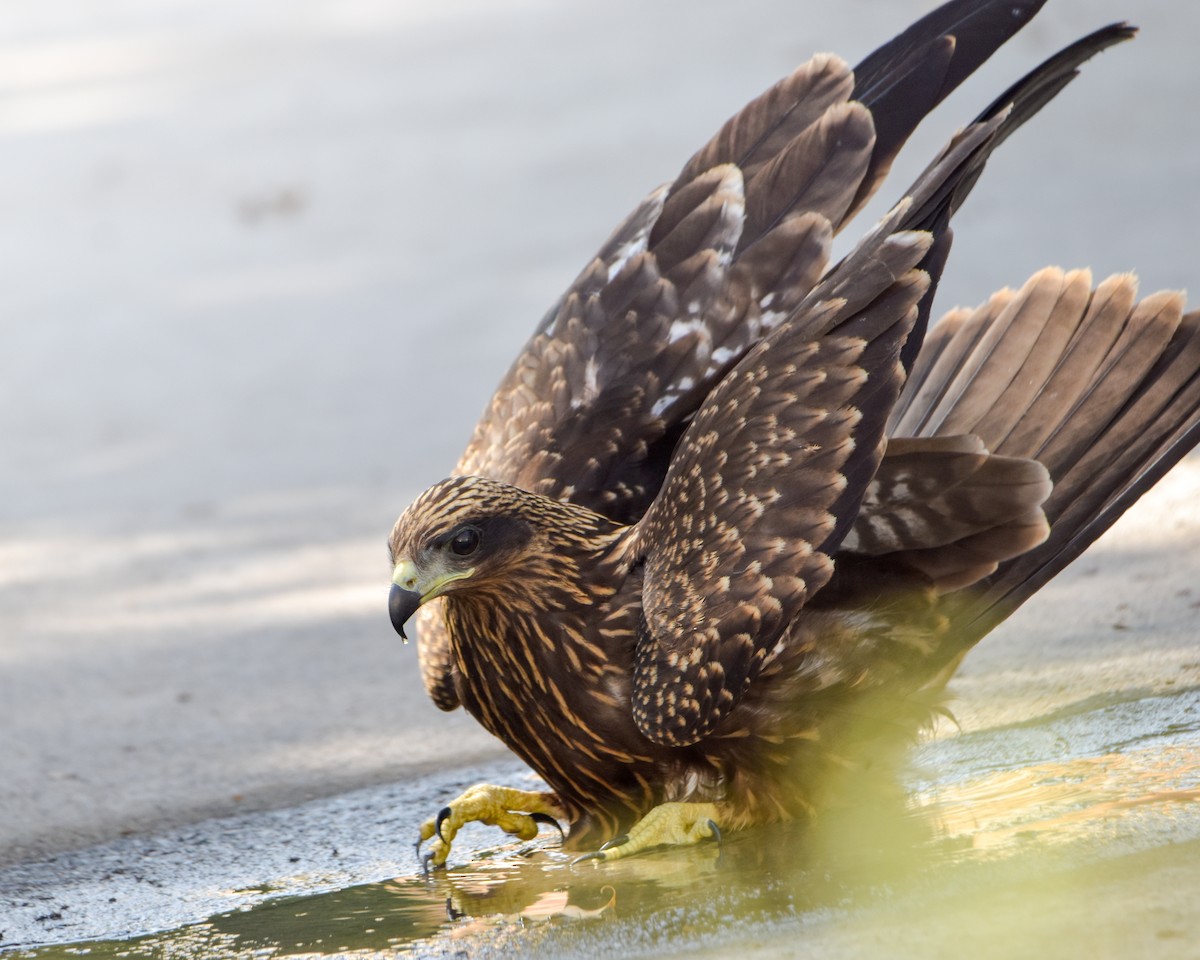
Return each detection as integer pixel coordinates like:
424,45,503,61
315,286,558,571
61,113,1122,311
6,687,1200,959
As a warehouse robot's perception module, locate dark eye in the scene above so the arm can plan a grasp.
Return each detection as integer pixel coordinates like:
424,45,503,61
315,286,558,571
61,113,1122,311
449,526,481,557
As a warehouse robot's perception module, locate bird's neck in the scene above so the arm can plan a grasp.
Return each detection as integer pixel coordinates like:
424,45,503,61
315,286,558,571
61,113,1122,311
440,523,653,826
440,521,639,730
444,523,633,661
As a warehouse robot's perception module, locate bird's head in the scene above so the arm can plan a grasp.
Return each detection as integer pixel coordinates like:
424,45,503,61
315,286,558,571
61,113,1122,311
386,475,625,641
387,476,536,640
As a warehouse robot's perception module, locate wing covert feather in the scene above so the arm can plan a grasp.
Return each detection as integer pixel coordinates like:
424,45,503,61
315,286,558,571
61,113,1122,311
628,265,930,746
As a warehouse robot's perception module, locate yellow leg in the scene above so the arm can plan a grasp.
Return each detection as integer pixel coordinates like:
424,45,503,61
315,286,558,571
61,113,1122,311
417,784,565,869
574,801,721,863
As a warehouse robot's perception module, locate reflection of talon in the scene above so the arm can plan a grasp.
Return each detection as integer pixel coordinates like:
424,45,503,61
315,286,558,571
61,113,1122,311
416,784,566,868
575,802,721,864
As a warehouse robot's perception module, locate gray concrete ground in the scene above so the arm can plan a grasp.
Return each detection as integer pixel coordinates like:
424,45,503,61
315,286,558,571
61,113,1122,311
1,0,1198,882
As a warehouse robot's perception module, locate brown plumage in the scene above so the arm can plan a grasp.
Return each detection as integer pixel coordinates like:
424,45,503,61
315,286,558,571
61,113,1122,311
387,1,1200,856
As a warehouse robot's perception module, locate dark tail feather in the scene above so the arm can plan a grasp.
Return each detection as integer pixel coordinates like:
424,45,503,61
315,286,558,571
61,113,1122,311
895,270,1200,664
962,309,1200,642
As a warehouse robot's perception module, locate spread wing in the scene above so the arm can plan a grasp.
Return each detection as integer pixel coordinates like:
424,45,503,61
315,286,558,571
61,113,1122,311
627,234,931,746
620,20,1138,745
455,0,1062,520
455,60,867,518
413,3,1120,711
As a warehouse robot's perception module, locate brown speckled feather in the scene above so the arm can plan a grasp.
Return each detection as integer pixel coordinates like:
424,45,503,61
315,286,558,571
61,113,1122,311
628,259,928,745
413,10,1044,708
390,4,1198,848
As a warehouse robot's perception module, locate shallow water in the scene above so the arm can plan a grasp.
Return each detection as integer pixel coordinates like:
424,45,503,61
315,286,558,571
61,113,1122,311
7,686,1199,959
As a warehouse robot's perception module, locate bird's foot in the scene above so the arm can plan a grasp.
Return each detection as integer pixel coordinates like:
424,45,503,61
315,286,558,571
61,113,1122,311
416,784,565,871
573,801,721,864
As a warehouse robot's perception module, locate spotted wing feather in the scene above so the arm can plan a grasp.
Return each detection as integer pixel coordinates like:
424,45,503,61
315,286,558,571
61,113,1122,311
454,2,1094,515
628,250,932,747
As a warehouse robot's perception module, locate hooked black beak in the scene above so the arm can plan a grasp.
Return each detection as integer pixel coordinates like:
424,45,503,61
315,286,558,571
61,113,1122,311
389,583,423,640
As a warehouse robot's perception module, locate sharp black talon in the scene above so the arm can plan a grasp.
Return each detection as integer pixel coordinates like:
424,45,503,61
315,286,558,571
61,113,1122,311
706,819,722,844
530,811,565,842
421,851,446,877
435,805,453,842
571,851,608,865
599,834,629,852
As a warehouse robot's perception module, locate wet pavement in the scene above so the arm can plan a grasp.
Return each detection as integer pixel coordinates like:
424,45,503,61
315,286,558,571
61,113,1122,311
4,684,1198,956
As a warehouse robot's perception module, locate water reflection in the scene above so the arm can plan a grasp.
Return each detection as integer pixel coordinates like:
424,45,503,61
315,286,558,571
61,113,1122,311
924,742,1200,852
12,802,931,959
13,689,1200,959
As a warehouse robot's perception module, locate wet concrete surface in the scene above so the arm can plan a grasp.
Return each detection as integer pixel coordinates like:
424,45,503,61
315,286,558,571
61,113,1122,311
3,684,1198,956
2,0,1200,954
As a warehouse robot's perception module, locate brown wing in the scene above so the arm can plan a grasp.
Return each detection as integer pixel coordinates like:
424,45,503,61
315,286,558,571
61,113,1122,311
455,0,1067,520
413,3,1103,710
617,19,1139,742
455,57,873,517
627,240,932,747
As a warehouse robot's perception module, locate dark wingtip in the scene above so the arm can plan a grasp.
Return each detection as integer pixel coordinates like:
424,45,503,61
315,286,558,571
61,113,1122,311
901,18,1141,239
972,21,1140,131
844,0,1057,222
851,0,1052,110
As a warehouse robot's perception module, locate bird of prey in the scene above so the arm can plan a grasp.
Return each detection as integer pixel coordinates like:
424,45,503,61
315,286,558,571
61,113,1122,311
387,0,1200,868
